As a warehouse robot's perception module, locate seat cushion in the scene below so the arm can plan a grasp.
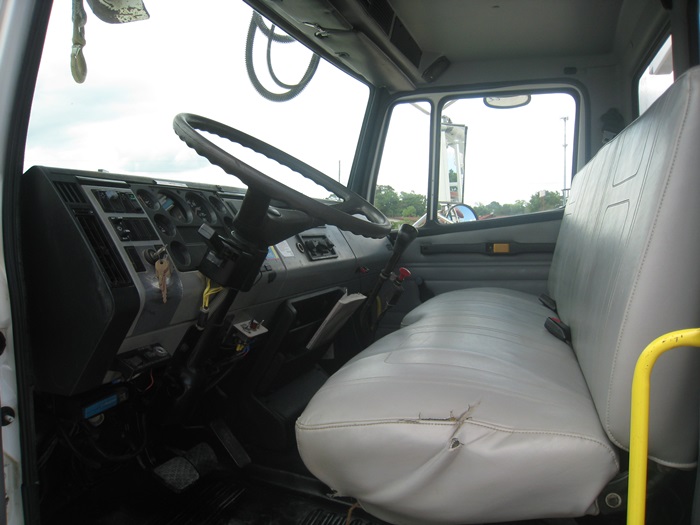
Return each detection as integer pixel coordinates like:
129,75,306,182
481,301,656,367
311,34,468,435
296,288,619,524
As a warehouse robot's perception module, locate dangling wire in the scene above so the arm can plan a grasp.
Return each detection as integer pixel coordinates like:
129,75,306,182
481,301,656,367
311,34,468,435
245,12,320,102
202,278,223,309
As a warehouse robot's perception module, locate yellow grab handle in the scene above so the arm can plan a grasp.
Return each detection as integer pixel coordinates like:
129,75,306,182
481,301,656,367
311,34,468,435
628,328,700,525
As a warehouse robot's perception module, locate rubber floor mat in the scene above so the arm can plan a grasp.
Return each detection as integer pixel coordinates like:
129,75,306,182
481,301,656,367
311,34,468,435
138,476,386,525
301,507,381,525
149,480,246,525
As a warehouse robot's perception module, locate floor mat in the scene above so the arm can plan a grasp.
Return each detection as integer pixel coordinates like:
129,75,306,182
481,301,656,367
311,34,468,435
165,478,385,525
301,508,378,525
82,474,387,525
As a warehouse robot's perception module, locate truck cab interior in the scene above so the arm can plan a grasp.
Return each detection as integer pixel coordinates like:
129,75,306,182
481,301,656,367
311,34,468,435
1,0,699,524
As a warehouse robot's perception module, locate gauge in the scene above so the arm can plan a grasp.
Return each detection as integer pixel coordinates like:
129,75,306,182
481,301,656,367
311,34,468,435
186,192,217,224
209,196,229,215
157,191,191,223
169,241,191,267
136,189,160,211
153,214,176,237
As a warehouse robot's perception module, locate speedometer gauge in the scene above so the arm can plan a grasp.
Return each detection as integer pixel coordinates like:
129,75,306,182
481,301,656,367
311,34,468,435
157,191,191,223
136,189,160,210
185,192,217,224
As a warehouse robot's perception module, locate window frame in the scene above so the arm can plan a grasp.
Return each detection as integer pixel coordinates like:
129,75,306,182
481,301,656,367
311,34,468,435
370,84,583,228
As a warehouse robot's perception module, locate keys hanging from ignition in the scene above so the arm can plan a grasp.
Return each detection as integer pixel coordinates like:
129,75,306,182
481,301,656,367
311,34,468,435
155,255,171,303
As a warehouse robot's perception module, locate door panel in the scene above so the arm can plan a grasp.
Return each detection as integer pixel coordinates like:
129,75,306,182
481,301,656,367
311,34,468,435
377,211,562,335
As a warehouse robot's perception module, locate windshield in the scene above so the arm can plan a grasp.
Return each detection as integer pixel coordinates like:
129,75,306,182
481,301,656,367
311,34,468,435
25,0,370,198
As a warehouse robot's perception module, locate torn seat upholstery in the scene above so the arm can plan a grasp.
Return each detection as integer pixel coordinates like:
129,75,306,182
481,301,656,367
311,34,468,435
296,66,700,524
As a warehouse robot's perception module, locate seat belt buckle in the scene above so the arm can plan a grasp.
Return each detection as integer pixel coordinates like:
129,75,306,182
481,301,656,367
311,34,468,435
545,317,571,342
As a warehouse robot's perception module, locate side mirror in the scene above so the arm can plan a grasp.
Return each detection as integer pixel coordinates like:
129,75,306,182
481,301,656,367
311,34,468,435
448,204,478,222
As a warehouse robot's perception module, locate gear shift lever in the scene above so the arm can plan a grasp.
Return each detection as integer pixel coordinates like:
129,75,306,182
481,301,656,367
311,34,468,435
384,224,418,277
361,223,418,330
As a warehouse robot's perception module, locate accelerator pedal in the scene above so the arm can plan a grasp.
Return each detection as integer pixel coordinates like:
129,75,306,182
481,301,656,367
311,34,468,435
210,418,251,468
153,442,219,493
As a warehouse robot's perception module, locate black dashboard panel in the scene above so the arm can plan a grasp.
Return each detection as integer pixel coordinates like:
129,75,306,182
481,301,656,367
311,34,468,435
20,166,390,396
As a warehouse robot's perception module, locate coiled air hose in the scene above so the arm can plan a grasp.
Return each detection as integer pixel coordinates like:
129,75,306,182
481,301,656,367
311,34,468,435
245,12,320,102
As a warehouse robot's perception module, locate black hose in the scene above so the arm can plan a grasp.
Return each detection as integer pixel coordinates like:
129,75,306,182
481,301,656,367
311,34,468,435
245,12,320,102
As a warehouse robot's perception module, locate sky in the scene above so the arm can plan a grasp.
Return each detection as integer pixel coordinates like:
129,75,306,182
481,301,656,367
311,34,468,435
26,0,577,206
26,0,370,197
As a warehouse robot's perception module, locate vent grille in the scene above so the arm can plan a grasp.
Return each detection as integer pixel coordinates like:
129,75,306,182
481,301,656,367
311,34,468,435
110,218,158,242
358,0,394,34
390,18,422,68
75,211,132,288
54,182,86,204
129,219,158,241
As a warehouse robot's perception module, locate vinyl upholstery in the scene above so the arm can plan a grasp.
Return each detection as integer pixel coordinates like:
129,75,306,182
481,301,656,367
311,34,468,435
295,67,700,524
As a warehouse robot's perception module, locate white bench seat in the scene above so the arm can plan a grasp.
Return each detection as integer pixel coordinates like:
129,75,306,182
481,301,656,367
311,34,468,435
298,288,618,523
296,67,700,524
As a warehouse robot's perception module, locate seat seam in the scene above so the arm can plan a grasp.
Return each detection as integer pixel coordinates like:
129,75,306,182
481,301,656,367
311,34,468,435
296,419,620,469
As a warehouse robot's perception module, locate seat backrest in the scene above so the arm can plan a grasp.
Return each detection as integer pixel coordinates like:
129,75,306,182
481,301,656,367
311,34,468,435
548,66,700,467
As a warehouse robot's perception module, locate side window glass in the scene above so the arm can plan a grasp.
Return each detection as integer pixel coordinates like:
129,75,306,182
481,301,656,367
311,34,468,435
438,93,576,221
375,102,430,226
638,36,674,115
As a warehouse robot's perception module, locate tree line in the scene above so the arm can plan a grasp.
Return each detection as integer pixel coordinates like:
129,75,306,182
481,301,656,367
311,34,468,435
472,190,563,218
374,185,563,219
374,185,427,218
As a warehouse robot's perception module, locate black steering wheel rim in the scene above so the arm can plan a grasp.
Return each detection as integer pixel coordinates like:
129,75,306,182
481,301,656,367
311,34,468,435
173,113,391,239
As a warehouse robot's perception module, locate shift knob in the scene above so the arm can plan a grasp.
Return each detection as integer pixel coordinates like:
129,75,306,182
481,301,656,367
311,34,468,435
394,224,418,254
385,223,418,273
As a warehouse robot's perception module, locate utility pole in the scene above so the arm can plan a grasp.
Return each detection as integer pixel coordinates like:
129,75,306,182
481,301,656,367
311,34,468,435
561,116,568,204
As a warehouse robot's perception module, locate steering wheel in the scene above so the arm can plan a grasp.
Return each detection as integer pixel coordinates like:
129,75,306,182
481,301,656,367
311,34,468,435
173,113,391,246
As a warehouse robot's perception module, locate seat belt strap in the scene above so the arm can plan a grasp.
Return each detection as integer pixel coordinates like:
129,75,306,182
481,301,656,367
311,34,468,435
538,293,557,312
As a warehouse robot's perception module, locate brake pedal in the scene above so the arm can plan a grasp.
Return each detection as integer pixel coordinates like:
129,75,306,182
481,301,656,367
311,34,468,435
153,442,219,493
153,456,200,493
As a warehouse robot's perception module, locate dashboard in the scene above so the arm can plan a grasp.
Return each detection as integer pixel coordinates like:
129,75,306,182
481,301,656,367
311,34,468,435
21,166,390,396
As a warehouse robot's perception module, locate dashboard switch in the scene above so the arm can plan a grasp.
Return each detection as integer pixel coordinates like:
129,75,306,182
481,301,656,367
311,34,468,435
234,319,269,338
297,232,338,261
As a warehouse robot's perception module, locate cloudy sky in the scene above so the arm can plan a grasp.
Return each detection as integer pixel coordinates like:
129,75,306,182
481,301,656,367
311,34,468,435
26,0,370,196
26,0,576,206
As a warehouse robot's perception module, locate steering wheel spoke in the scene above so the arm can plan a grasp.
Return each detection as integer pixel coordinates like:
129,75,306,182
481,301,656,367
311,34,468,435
261,208,323,246
174,113,390,245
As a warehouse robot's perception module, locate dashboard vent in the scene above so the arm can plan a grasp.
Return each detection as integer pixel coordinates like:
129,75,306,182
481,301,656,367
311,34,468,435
109,218,158,242
129,219,158,241
54,182,86,205
74,210,132,288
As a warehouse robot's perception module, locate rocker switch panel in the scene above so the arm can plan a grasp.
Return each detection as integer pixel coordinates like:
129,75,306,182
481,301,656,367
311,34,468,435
297,233,338,261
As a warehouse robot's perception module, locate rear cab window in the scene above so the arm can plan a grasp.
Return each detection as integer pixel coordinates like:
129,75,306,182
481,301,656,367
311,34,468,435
637,35,674,115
